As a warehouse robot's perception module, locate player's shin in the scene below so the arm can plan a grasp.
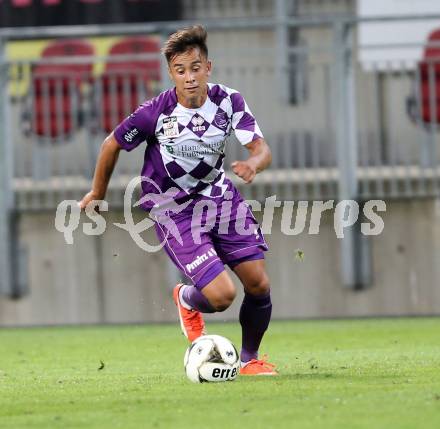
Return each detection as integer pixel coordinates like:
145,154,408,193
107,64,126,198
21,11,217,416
239,291,272,363
181,284,215,313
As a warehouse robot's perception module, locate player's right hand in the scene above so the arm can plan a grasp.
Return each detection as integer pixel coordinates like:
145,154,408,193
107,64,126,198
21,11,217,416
78,191,102,211
231,160,257,184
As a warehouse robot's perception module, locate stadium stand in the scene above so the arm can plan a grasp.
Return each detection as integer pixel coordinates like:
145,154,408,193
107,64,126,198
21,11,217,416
30,39,94,138
99,36,160,133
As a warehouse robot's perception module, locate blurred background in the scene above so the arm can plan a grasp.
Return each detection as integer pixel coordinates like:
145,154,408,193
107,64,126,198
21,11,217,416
0,0,439,326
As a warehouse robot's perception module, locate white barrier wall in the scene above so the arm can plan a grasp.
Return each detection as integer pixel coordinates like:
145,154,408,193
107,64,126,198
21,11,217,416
1,198,439,326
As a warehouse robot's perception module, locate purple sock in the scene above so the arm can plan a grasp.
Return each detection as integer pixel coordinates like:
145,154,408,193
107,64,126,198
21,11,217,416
181,285,215,313
239,291,272,362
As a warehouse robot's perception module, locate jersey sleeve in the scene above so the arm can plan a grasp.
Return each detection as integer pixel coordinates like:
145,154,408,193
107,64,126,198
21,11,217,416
113,101,156,152
230,91,264,146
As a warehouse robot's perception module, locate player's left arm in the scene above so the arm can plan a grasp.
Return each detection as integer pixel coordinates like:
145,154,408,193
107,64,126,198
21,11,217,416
231,138,272,184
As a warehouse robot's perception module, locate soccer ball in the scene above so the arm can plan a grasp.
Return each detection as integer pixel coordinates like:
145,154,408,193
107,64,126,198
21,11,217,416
183,335,240,383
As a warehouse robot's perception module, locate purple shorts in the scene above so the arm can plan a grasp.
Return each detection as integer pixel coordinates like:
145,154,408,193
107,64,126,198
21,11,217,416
154,183,268,289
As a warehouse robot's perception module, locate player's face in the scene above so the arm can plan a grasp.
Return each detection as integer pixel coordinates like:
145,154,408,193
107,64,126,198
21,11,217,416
168,47,211,109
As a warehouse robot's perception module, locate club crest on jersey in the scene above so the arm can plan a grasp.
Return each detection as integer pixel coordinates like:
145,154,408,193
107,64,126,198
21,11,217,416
214,111,229,129
163,116,179,138
191,115,206,132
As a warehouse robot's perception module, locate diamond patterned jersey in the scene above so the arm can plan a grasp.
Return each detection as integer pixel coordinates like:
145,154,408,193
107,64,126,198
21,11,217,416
114,83,264,210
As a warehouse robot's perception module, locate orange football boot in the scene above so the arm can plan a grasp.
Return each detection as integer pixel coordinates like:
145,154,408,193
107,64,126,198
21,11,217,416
240,355,278,376
173,284,206,342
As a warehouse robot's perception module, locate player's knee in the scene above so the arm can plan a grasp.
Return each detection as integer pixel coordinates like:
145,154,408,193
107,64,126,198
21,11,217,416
245,273,270,296
210,287,236,312
202,272,237,312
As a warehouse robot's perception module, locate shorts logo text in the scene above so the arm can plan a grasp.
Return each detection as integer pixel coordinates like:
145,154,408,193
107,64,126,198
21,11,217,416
186,247,217,273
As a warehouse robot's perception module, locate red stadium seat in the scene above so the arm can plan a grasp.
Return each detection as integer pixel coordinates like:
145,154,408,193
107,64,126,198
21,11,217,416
416,28,440,124
31,39,94,138
12,0,32,7
100,36,160,133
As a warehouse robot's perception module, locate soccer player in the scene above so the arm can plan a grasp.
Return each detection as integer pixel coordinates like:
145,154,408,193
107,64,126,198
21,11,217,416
79,25,277,375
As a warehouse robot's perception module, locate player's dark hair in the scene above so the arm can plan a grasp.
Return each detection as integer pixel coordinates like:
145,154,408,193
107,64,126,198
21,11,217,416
162,25,208,63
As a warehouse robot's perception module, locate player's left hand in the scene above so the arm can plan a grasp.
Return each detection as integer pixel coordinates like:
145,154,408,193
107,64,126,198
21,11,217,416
231,160,257,184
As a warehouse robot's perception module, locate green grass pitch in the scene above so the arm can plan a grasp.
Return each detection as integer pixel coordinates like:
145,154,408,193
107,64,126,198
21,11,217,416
1,318,440,429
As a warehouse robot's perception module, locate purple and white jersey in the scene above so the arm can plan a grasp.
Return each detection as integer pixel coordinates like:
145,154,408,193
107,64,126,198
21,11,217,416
114,83,263,210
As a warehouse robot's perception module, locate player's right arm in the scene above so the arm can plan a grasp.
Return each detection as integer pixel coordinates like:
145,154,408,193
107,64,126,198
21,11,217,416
79,132,121,209
78,96,159,209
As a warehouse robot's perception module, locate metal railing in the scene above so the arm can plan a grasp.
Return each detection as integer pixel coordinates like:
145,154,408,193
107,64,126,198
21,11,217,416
6,38,440,205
